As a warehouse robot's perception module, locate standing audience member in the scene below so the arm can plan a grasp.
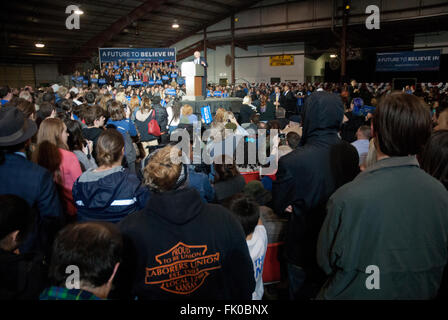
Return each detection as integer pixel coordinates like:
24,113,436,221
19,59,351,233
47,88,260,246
134,97,159,156
33,118,82,219
420,130,448,190
0,106,62,255
82,105,105,160
0,195,48,299
351,125,371,165
72,129,149,223
166,100,182,134
65,119,97,172
40,222,122,300
116,145,254,300
317,93,448,299
272,91,344,300
227,193,268,300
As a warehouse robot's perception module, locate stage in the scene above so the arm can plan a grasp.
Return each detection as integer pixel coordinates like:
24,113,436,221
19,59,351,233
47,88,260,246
181,97,244,115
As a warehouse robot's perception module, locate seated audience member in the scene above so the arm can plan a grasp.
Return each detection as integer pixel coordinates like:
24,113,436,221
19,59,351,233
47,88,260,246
33,118,82,218
0,107,62,255
272,91,345,300
213,156,246,203
81,105,105,159
421,130,448,190
0,194,47,299
317,93,448,299
40,222,122,300
65,119,97,172
107,101,138,173
116,145,254,299
227,193,267,301
72,129,149,223
351,125,371,165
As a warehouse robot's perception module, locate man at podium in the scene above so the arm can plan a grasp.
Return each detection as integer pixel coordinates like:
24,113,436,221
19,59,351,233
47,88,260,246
193,51,208,97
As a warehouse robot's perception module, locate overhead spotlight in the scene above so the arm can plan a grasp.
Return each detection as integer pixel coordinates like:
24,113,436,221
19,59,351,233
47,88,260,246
330,54,338,58
172,20,179,29
74,8,84,15
35,42,45,48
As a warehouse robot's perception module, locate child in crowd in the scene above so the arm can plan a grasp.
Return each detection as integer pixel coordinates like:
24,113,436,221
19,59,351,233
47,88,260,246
227,193,268,300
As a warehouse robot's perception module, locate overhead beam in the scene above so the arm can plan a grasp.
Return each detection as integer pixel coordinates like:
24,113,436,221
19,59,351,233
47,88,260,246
163,3,221,17
146,11,210,24
76,0,167,60
187,0,234,12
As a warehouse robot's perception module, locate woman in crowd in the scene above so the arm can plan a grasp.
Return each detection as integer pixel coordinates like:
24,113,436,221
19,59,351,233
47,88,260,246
72,129,149,223
134,97,159,156
33,118,82,218
16,98,36,121
166,100,182,134
257,94,275,122
65,119,97,172
213,156,246,204
239,96,257,125
179,104,198,125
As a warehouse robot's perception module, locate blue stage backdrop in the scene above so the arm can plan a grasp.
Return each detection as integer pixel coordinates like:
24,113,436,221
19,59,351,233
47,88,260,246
376,50,441,72
99,48,176,64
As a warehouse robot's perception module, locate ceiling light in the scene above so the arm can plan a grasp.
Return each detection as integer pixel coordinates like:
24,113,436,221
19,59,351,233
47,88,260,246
35,42,45,48
172,20,179,29
74,9,84,15
330,54,338,58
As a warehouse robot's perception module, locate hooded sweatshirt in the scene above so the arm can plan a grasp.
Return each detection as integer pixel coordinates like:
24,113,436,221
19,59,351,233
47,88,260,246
72,166,150,223
272,91,344,273
115,187,255,300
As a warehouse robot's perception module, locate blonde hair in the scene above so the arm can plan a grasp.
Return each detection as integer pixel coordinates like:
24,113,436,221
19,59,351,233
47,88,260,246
36,118,68,150
143,145,182,192
115,92,127,105
242,96,251,105
213,107,226,124
181,104,193,116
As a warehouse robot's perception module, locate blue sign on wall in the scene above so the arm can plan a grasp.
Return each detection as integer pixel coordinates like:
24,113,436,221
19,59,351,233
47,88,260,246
376,50,441,72
99,48,176,64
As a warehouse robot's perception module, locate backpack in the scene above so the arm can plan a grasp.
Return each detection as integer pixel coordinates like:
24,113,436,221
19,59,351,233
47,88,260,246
147,109,161,136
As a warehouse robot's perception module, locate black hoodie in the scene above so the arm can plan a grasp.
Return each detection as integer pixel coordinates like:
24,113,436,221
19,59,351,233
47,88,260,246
272,92,344,282
115,187,255,300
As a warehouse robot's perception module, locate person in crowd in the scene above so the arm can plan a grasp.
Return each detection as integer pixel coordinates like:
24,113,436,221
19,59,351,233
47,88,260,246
0,194,48,299
72,129,149,223
35,102,57,128
115,145,254,299
16,98,36,121
239,96,257,125
420,129,448,190
0,106,62,255
33,118,82,218
40,222,122,300
0,86,12,105
81,105,105,159
272,91,344,300
340,97,370,143
134,97,160,156
278,131,301,159
106,100,138,173
213,156,246,203
317,93,448,299
227,193,268,300
65,119,97,172
329,141,360,190
258,94,276,122
270,86,282,110
351,125,371,165
166,99,182,134
435,108,448,131
281,85,297,118
151,96,169,142
179,104,198,125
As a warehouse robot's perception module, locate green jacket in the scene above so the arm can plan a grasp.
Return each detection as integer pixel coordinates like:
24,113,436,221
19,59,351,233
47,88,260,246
317,156,448,299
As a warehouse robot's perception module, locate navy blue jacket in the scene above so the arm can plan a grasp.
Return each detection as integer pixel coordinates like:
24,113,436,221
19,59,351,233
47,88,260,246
0,153,62,254
72,166,150,223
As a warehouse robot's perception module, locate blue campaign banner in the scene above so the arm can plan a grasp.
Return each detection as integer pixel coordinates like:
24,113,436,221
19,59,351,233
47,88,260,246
201,105,213,125
376,50,441,72
213,91,222,97
135,80,143,86
122,80,128,86
128,81,135,86
83,80,89,84
166,89,176,96
99,79,106,85
156,79,163,85
177,77,185,85
99,48,176,63
91,78,98,83
162,75,169,81
148,80,155,86
77,76,84,81
171,73,177,78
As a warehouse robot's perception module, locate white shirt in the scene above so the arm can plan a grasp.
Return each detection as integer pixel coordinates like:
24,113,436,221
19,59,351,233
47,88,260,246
195,58,200,64
351,139,370,165
246,225,268,300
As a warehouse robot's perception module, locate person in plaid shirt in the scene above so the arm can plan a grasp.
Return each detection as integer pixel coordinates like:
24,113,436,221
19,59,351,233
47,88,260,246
40,222,122,300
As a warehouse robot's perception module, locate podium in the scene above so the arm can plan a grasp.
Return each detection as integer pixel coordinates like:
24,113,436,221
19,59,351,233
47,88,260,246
181,62,205,101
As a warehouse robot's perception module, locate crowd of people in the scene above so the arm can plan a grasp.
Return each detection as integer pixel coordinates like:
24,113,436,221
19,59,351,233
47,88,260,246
0,73,447,301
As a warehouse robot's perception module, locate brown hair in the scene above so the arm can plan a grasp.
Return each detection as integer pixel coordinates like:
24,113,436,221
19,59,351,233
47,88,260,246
373,92,432,157
213,156,240,183
83,105,104,126
108,101,126,121
130,95,140,112
214,107,227,124
16,98,36,119
420,130,448,189
141,97,152,113
143,145,182,192
96,129,124,167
